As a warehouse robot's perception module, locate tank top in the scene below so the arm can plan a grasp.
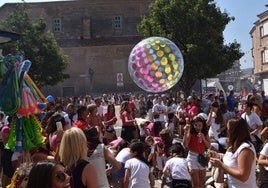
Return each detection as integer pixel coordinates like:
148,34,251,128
70,160,88,188
188,134,206,154
223,142,257,188
87,144,110,188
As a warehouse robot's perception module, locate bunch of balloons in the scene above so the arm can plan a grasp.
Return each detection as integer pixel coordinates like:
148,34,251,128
128,37,184,93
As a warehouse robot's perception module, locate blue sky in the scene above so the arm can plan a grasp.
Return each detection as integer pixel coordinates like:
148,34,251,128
1,0,268,69
216,0,267,69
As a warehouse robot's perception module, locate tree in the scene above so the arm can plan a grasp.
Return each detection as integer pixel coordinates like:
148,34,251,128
0,4,69,87
137,0,243,95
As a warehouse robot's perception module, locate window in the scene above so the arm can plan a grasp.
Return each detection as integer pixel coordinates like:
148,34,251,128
262,49,268,64
114,16,122,29
261,20,268,37
53,18,61,32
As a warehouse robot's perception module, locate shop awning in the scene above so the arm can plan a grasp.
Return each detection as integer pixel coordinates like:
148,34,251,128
0,30,20,44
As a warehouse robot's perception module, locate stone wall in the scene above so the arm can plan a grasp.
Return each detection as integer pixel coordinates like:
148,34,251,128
0,0,154,96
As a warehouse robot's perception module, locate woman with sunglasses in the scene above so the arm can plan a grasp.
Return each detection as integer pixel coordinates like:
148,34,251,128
27,160,71,188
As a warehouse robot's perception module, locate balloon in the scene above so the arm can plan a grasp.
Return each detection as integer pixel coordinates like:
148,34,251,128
37,102,47,109
37,113,45,120
46,95,54,103
128,37,184,93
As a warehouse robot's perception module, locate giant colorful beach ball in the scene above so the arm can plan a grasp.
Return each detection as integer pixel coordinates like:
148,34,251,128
128,37,184,93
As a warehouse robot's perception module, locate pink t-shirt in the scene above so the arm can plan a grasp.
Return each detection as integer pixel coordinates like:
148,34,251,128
121,111,134,126
129,101,137,111
187,104,198,117
104,113,116,125
146,122,154,133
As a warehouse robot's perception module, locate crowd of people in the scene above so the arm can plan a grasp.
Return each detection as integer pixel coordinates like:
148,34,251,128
1,89,268,188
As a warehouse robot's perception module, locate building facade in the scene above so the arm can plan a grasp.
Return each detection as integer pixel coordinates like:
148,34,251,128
250,4,268,92
217,60,243,92
0,0,154,97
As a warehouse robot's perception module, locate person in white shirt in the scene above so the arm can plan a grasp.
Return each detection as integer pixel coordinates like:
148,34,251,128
95,96,104,120
152,97,167,136
124,141,155,188
241,101,263,153
206,101,227,152
258,143,268,187
66,103,78,127
163,143,192,188
210,117,257,188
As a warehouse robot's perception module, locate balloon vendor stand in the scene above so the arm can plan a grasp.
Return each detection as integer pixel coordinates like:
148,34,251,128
0,54,47,188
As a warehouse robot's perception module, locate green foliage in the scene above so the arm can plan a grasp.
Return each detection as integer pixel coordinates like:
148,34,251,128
138,0,243,94
0,4,69,87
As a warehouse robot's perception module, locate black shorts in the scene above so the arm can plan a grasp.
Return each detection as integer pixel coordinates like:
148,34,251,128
121,125,136,142
172,179,192,188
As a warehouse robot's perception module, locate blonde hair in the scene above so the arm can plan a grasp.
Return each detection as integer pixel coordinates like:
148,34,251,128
140,121,150,128
59,127,88,168
120,101,129,115
87,104,97,114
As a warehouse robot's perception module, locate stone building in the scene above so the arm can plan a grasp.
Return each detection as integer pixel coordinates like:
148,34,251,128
217,60,243,92
250,4,268,91
0,0,154,97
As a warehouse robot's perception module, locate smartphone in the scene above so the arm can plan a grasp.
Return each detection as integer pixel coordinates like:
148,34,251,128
56,121,63,131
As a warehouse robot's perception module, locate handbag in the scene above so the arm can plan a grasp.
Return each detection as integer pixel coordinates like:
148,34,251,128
197,136,209,167
198,153,209,167
211,166,225,183
254,135,263,152
104,130,116,143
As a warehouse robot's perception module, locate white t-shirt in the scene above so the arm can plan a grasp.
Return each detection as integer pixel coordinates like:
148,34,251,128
164,157,191,180
152,104,166,122
208,117,221,140
223,142,257,188
97,105,104,116
242,112,262,141
260,143,268,171
115,148,131,163
165,122,174,133
125,158,150,188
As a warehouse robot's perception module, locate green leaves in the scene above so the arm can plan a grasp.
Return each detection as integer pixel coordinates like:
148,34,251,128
138,0,243,94
0,4,69,87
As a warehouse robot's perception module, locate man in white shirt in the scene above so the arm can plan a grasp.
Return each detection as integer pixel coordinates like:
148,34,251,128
94,96,104,120
241,101,263,153
152,97,167,136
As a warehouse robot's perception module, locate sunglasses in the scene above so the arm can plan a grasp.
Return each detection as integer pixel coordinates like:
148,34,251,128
55,171,68,182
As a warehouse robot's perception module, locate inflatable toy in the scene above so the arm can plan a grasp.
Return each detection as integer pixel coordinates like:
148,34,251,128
128,37,184,93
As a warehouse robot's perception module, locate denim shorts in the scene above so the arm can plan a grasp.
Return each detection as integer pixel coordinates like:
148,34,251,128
110,162,125,179
186,151,206,170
